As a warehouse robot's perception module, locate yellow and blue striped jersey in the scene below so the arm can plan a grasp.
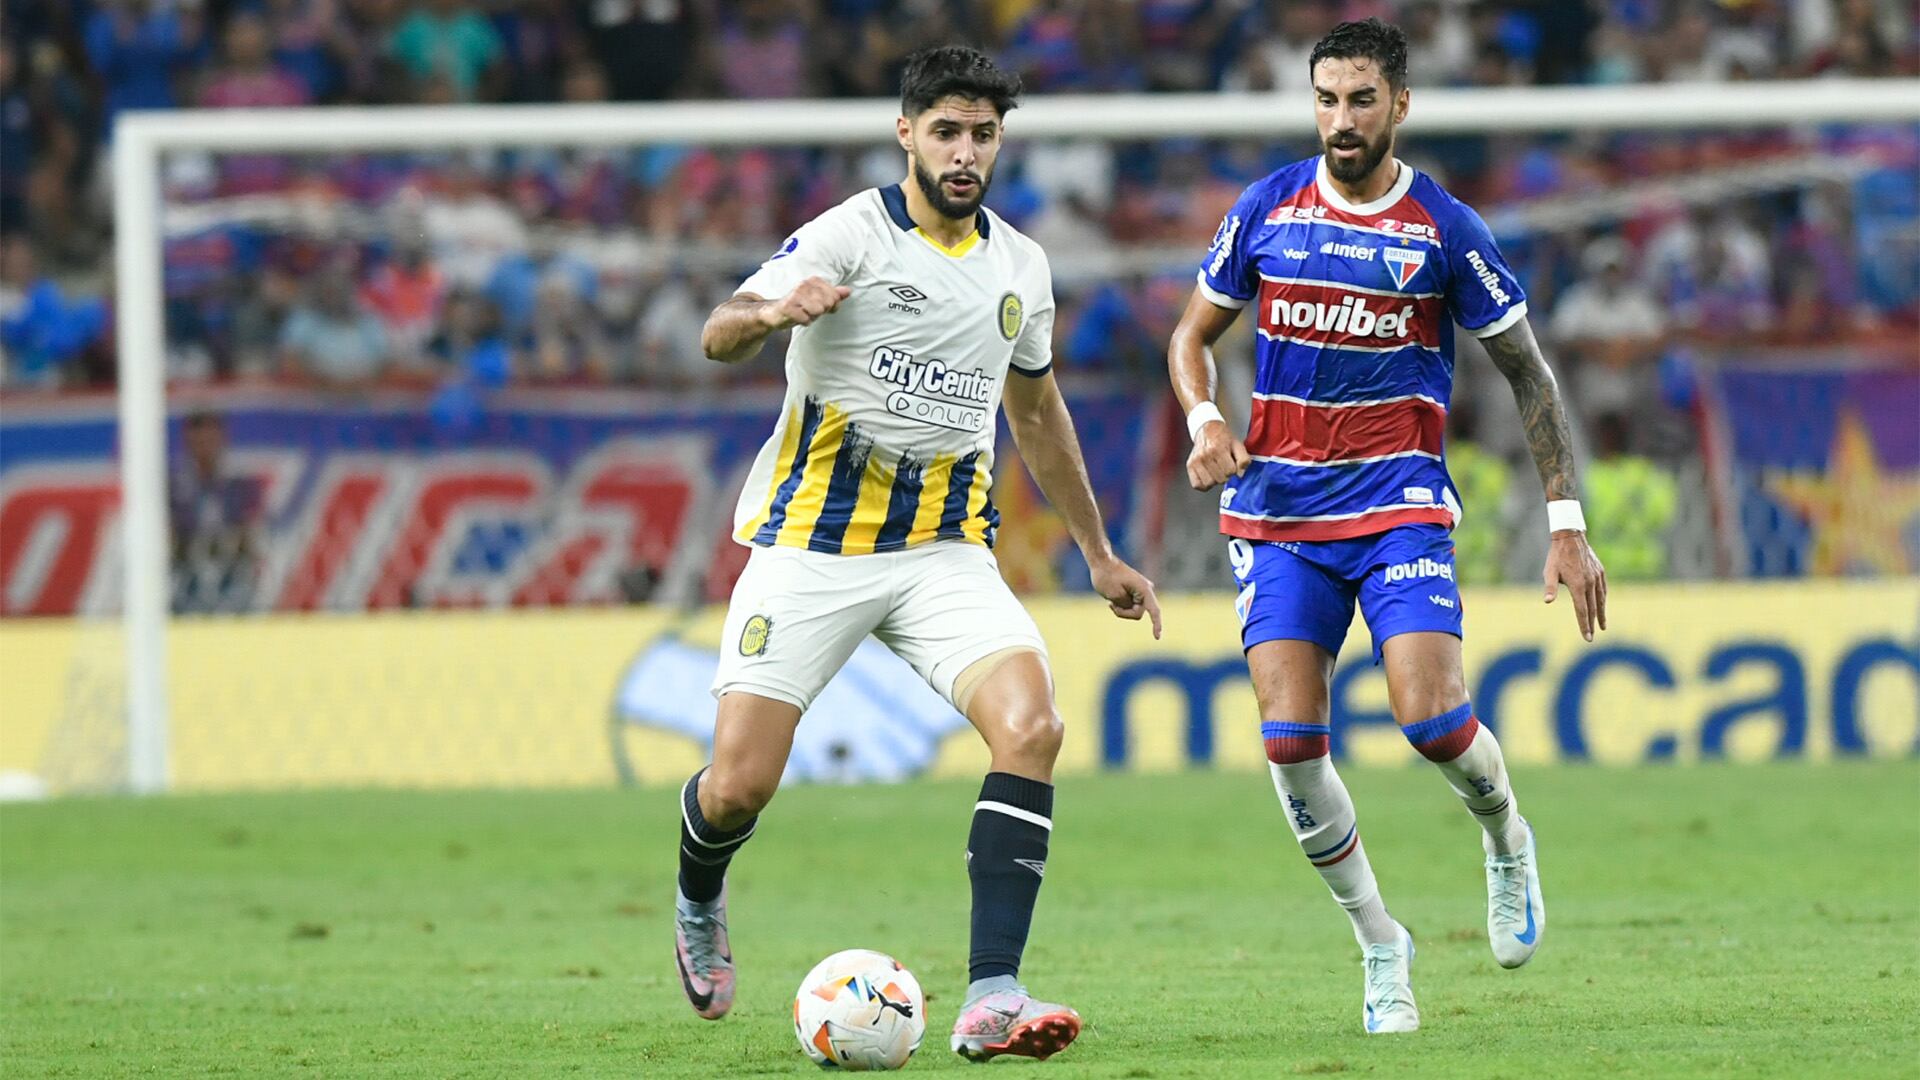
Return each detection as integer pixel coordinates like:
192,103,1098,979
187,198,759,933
730,186,1055,555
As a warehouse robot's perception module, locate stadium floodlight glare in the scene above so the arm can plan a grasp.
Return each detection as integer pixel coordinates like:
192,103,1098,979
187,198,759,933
110,79,1920,792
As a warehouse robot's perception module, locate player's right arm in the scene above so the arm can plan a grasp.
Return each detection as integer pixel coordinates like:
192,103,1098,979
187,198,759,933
1169,289,1253,491
701,207,861,364
699,278,852,364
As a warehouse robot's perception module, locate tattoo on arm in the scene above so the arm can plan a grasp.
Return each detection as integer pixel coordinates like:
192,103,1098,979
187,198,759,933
1480,318,1580,502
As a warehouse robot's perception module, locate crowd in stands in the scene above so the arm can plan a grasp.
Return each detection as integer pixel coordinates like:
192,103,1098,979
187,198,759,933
3,1,1916,464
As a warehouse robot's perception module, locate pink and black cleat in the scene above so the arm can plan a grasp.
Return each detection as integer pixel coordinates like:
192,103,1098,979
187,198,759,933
950,989,1082,1062
673,887,734,1020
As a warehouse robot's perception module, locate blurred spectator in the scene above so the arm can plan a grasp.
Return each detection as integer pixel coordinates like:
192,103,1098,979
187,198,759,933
420,161,530,287
637,266,718,389
1403,0,1473,86
199,11,311,109
576,0,696,101
83,0,205,130
388,0,506,103
359,236,447,368
712,0,814,100
425,286,510,382
1645,207,1774,339
1222,1,1331,93
170,410,263,613
230,262,304,376
0,233,108,388
523,264,612,382
330,0,408,104
1583,411,1678,581
199,11,313,195
0,41,30,232
261,0,340,101
1549,237,1666,420
279,265,389,389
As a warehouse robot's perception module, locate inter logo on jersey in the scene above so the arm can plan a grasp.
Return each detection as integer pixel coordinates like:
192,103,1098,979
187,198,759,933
1383,246,1426,290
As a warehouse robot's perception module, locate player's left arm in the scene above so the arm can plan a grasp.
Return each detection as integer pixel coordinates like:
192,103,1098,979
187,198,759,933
1003,369,1162,638
1480,317,1608,641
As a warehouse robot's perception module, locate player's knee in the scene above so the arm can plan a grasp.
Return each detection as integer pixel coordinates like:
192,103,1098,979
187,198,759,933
993,706,1064,766
1389,683,1469,731
701,768,778,826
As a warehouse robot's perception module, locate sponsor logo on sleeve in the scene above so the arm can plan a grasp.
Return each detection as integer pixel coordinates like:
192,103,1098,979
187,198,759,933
770,236,799,261
1465,250,1512,306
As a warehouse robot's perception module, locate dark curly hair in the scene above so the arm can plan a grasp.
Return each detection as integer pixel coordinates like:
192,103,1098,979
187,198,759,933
899,45,1022,118
1308,17,1410,89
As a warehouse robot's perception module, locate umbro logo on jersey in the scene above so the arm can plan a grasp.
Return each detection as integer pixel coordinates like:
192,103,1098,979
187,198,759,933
887,284,927,315
1383,247,1426,289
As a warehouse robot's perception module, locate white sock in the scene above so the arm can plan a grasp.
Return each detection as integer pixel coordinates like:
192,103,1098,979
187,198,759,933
1407,705,1527,855
1269,755,1399,948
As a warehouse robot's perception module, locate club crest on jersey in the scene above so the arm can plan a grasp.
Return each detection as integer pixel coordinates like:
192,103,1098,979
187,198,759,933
740,614,773,656
1383,246,1426,289
997,292,1023,341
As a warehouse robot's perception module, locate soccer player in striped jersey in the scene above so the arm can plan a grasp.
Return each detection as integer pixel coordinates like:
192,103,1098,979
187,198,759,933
1167,18,1607,1033
672,46,1160,1064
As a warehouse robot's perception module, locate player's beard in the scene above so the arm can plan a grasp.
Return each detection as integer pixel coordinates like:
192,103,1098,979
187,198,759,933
1323,130,1392,185
912,154,991,220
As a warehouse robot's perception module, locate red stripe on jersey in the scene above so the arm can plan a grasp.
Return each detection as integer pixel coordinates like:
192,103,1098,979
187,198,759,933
1246,395,1447,462
1255,281,1445,352
1265,182,1441,240
1221,505,1455,544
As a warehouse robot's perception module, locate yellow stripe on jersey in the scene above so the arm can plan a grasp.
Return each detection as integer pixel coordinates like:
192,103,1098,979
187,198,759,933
736,402,808,543
835,449,901,556
772,401,849,548
960,458,994,545
913,227,980,258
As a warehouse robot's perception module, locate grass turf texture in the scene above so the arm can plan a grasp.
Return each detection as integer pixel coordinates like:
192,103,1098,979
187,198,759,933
4,763,1916,1078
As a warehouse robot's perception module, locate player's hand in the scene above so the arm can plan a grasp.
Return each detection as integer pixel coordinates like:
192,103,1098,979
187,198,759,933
1089,554,1162,639
763,277,851,330
1186,421,1251,491
1543,530,1607,642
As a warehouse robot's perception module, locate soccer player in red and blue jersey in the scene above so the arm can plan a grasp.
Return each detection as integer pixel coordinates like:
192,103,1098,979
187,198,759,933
1167,18,1607,1034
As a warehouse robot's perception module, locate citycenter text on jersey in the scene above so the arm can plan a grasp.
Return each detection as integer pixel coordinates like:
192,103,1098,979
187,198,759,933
870,344,995,432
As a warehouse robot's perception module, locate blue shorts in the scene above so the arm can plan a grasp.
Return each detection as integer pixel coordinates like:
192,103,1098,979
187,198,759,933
1227,524,1464,662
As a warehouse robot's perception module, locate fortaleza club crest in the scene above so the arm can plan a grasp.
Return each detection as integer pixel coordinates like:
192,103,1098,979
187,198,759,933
739,614,773,656
997,292,1023,341
1383,246,1426,289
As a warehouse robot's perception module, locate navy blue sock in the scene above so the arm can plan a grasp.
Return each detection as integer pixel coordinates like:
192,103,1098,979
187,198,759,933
966,772,1054,983
677,768,755,904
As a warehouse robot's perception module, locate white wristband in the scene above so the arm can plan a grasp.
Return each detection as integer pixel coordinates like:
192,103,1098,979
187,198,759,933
1186,401,1225,442
1547,499,1587,533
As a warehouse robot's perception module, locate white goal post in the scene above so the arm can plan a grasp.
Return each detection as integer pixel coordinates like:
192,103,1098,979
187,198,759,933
109,79,1920,793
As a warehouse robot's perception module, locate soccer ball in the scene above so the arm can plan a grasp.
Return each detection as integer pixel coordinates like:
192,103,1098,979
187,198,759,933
793,949,926,1071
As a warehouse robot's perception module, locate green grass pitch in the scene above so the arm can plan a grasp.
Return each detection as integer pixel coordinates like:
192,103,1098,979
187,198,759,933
4,763,1916,1078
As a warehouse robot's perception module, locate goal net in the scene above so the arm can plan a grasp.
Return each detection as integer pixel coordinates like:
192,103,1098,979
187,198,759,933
2,82,1916,794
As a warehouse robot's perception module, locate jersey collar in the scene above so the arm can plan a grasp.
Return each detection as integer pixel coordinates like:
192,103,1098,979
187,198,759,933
881,183,989,256
1315,156,1414,216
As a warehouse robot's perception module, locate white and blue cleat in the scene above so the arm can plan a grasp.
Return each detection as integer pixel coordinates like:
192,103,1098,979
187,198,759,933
1485,820,1545,969
1361,923,1419,1034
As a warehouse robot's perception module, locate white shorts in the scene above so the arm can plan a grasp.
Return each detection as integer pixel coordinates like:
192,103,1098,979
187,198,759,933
712,541,1048,712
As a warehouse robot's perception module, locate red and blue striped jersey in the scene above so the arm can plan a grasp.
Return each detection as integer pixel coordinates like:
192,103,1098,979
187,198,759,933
1196,156,1528,543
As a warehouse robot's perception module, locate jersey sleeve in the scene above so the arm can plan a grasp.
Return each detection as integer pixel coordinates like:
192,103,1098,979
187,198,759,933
736,207,862,299
1442,203,1529,338
1194,183,1265,310
1010,246,1056,377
